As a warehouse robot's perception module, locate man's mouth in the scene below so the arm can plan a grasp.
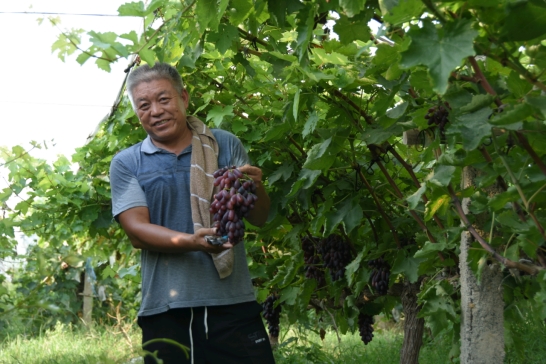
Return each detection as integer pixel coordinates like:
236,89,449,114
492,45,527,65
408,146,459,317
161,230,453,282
154,119,169,127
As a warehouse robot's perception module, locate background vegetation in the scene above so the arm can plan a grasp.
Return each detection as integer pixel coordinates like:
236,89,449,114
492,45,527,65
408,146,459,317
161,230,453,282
1,0,546,362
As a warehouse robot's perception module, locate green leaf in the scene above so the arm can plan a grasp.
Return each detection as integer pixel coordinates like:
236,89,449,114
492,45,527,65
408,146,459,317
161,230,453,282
400,19,477,94
459,95,495,113
302,111,320,138
407,184,426,209
414,240,447,258
206,105,234,127
391,252,422,283
500,1,546,41
311,48,349,65
333,14,370,44
195,0,218,31
228,0,254,25
383,0,425,26
525,95,546,118
489,103,535,127
303,138,334,170
268,163,294,185
288,169,322,197
424,194,449,221
506,71,533,99
344,202,363,234
293,88,301,122
429,165,456,187
207,23,239,54
118,2,146,17
345,251,364,286
139,47,156,65
449,107,492,151
339,0,366,17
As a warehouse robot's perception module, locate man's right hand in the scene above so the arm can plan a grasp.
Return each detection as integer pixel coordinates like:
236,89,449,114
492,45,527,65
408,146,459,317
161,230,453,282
118,207,233,253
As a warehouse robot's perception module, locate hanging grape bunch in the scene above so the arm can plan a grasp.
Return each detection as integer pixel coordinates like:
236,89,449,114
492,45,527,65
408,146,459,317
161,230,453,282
357,313,374,345
262,294,282,338
368,257,391,295
317,234,353,282
302,236,326,287
424,101,451,141
209,166,257,245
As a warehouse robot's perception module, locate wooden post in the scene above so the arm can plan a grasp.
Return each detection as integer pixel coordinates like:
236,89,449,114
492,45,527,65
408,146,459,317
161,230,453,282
82,271,93,326
459,166,504,363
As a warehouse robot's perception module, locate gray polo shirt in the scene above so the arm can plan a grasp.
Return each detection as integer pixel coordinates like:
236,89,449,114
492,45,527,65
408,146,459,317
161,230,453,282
109,129,256,316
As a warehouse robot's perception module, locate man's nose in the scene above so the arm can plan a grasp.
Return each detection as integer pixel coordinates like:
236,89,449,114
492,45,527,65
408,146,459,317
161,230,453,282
150,102,163,115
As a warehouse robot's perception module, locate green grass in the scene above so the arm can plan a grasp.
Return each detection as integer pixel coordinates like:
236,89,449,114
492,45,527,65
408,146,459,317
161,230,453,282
0,322,143,364
0,319,544,363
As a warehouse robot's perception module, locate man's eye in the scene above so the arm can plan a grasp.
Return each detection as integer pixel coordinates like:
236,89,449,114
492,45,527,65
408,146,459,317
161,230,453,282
139,104,149,110
160,98,169,103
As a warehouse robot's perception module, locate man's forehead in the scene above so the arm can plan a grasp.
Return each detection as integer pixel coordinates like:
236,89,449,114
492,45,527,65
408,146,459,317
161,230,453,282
134,79,176,97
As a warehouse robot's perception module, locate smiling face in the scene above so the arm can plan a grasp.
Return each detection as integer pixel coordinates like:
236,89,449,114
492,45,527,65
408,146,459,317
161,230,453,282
132,78,191,151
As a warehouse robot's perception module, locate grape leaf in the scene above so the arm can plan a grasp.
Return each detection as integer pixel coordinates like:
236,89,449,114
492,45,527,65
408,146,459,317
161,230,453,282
500,1,546,41
207,23,239,55
339,0,366,17
383,0,424,26
206,105,234,127
333,14,370,44
400,19,477,94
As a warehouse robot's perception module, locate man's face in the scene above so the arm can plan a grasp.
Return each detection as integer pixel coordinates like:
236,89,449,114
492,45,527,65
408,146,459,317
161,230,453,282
132,78,190,145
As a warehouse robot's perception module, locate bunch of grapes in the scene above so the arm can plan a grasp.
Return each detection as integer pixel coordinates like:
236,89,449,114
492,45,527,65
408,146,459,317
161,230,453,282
357,313,374,345
262,294,282,338
317,234,353,282
368,257,391,295
302,236,326,287
209,166,257,245
424,101,451,138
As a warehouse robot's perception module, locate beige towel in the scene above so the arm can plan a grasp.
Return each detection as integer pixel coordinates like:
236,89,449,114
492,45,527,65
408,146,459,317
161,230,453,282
187,116,234,279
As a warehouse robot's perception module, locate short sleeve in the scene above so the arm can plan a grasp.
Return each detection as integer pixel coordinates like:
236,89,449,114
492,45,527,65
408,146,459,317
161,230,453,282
109,156,148,220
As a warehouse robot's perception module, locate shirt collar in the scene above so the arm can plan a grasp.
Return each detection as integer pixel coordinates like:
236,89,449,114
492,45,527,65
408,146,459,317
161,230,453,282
141,135,161,154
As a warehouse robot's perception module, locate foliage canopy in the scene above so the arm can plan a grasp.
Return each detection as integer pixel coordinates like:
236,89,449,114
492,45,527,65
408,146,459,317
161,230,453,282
2,0,546,360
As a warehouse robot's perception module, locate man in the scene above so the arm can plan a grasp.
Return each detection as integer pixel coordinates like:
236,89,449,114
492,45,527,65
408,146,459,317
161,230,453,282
109,62,274,363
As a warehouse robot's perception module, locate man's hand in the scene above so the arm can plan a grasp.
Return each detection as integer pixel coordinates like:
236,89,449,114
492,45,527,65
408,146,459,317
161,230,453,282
194,227,234,253
237,164,264,186
119,207,233,253
236,164,271,227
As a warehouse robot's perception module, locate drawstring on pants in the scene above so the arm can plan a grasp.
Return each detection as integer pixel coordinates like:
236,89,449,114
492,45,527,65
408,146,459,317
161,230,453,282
188,307,210,363
189,308,194,364
204,306,209,339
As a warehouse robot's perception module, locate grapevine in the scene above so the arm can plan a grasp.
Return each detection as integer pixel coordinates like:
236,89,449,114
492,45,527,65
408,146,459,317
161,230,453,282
209,166,257,245
301,236,326,287
262,294,281,338
357,313,374,345
368,257,391,296
424,101,451,140
317,234,353,282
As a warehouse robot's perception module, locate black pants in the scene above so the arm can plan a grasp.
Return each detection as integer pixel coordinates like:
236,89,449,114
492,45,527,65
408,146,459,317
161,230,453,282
137,301,276,364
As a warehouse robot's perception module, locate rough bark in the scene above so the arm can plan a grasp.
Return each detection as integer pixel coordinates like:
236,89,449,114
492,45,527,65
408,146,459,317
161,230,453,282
459,166,505,363
399,281,425,364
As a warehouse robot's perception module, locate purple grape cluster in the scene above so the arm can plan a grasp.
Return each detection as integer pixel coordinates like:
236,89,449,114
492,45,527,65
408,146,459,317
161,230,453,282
209,166,257,245
317,234,353,282
425,101,451,136
368,257,391,295
302,236,326,287
358,313,374,345
262,294,281,338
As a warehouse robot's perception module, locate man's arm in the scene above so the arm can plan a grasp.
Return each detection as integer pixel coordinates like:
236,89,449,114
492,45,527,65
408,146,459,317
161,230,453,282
118,206,233,253
237,164,271,227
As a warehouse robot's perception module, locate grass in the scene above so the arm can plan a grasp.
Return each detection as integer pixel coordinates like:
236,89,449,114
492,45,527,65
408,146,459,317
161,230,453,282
0,318,544,363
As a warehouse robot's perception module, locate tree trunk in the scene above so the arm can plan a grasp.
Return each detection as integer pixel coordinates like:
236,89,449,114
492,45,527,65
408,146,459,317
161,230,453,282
459,166,504,363
399,281,425,364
